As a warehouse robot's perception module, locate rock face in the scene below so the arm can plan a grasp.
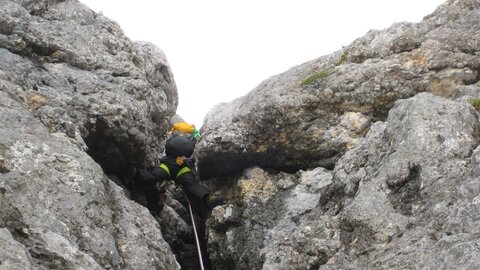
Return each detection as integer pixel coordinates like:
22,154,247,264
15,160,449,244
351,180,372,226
1,0,181,269
196,0,480,178
0,90,179,269
207,93,480,270
201,0,480,269
0,0,178,176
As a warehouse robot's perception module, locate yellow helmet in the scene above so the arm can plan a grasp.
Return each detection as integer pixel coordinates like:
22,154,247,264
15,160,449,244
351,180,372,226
171,122,196,133
171,122,200,140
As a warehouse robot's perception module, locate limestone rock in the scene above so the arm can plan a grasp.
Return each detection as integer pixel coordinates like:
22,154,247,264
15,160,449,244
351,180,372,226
0,0,178,177
203,2,480,268
1,0,181,268
197,0,480,178
0,90,180,269
206,93,480,269
0,228,33,270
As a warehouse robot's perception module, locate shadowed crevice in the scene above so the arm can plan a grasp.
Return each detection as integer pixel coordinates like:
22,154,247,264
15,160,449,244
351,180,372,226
387,165,422,216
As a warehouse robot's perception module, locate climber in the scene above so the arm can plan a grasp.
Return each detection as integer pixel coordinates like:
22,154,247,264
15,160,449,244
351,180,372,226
137,122,223,215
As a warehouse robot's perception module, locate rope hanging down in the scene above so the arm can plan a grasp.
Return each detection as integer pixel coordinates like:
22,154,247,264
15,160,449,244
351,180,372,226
182,189,205,270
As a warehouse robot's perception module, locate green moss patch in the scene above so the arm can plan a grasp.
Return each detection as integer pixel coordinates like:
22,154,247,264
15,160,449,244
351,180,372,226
300,71,329,87
468,98,480,111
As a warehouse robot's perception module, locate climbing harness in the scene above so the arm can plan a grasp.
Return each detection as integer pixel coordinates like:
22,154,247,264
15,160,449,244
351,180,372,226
181,188,205,270
166,156,199,180
183,157,199,179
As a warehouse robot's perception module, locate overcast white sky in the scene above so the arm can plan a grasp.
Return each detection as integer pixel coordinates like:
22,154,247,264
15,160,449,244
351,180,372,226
80,0,445,128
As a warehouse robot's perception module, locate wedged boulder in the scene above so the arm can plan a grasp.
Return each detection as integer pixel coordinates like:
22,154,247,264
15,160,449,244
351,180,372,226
0,89,180,269
197,0,480,178
0,0,177,177
206,93,480,269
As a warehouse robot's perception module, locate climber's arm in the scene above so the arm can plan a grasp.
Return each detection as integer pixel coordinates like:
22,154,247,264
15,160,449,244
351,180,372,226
138,165,170,185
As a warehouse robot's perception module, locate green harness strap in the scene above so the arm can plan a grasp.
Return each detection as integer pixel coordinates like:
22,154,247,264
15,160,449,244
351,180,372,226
159,163,192,179
159,163,170,178
177,166,192,178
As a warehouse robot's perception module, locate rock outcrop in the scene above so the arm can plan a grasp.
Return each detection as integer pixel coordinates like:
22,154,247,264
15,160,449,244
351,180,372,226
207,93,480,269
1,0,177,176
1,0,181,269
200,0,480,269
0,88,179,269
196,0,480,178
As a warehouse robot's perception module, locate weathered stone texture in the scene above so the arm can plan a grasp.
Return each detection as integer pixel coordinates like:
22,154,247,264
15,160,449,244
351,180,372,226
1,0,181,269
0,90,179,269
0,0,178,175
197,0,480,178
202,1,480,269
207,93,480,270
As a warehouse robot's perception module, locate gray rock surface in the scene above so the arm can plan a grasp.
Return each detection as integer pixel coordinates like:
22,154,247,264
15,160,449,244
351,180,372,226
207,93,480,269
197,0,480,178
1,0,177,176
202,1,480,269
0,90,180,269
1,0,182,269
0,228,33,270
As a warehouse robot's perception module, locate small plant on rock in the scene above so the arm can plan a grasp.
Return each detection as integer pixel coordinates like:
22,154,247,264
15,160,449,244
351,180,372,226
468,98,480,111
336,50,349,66
300,71,329,87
